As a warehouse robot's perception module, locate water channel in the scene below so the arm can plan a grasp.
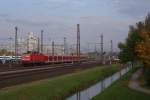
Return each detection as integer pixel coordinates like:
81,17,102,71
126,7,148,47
67,65,132,100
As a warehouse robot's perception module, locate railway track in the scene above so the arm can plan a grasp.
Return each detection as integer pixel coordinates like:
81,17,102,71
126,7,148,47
0,63,72,72
0,61,103,89
0,60,97,72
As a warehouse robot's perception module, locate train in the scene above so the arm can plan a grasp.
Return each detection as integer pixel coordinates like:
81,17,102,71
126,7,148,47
0,56,21,64
21,52,88,65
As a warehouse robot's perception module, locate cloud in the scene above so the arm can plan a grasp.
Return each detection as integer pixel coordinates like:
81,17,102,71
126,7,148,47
32,0,87,9
0,0,148,52
0,15,133,51
0,13,10,18
4,18,48,26
112,0,150,18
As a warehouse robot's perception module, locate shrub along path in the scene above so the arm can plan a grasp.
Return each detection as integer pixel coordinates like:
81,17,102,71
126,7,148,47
128,68,150,94
92,68,150,100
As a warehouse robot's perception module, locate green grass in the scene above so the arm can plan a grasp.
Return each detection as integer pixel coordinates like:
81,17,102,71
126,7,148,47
0,64,120,100
92,68,150,100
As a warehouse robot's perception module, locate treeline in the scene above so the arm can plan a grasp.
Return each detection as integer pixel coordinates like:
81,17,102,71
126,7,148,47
0,49,14,56
118,14,150,86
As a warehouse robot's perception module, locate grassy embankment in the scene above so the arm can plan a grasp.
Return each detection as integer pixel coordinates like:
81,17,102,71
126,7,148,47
93,67,150,100
0,64,120,100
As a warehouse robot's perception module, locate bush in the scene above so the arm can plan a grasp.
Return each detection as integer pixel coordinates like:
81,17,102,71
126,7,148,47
144,66,150,86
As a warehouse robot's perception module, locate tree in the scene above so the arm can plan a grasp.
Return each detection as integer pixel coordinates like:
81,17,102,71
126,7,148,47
118,42,129,63
0,49,7,55
118,14,150,86
118,25,141,64
135,14,150,65
0,49,14,56
136,31,150,66
135,14,150,85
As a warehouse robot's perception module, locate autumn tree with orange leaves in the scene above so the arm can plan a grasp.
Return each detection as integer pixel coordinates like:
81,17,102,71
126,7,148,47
136,31,150,66
118,14,150,85
136,14,150,85
136,14,150,66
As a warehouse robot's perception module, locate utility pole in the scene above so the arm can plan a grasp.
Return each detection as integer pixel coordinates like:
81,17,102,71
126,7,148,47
8,37,13,67
37,37,40,53
100,34,104,64
27,39,29,52
95,43,97,53
41,30,44,53
52,41,54,56
64,37,67,55
77,24,80,57
87,43,90,55
47,38,51,55
87,43,91,59
110,40,113,55
110,40,113,64
8,37,13,55
15,26,18,63
95,43,97,59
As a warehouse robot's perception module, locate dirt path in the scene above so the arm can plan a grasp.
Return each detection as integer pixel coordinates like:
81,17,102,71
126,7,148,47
128,69,150,94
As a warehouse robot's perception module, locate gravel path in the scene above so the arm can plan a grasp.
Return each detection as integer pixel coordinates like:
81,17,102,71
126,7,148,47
128,69,150,94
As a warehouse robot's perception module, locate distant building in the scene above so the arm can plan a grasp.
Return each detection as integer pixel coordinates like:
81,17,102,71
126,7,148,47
27,32,38,52
18,37,26,54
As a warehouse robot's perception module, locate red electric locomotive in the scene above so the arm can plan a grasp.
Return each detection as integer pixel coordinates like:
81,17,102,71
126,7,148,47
21,53,48,64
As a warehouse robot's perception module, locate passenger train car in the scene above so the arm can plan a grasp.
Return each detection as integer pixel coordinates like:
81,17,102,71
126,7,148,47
21,53,87,65
0,56,21,64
